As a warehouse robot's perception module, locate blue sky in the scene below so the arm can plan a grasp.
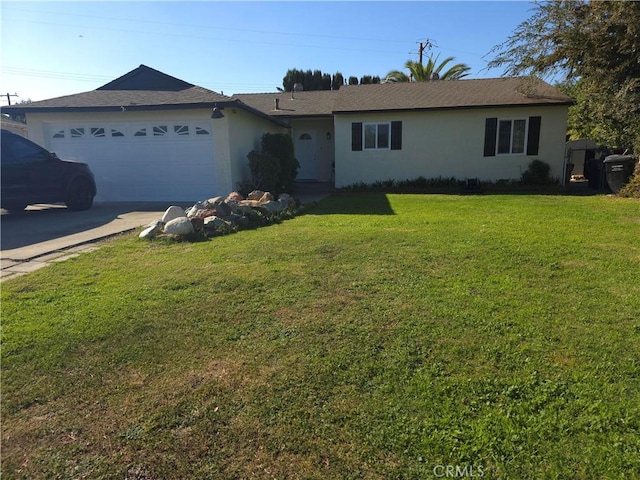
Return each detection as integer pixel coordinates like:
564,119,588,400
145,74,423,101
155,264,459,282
1,1,536,103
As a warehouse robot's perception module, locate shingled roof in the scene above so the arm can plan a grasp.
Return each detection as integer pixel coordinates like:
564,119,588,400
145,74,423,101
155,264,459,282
332,77,573,113
234,77,571,118
3,68,571,120
233,90,338,118
3,65,235,113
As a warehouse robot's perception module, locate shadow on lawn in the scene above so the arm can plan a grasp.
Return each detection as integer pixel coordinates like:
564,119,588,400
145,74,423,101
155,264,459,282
307,193,395,215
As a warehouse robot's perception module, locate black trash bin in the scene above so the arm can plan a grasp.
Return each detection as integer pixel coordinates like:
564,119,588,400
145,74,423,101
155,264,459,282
603,155,637,193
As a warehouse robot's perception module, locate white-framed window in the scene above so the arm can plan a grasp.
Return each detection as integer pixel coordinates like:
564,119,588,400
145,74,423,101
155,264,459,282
497,119,527,155
352,121,402,151
363,123,390,150
52,130,65,139
134,127,147,137
484,116,540,157
110,128,125,137
195,126,210,135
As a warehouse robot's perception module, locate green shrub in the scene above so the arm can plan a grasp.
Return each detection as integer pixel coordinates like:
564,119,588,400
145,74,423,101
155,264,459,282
260,133,299,193
247,149,281,193
618,160,640,198
521,160,556,185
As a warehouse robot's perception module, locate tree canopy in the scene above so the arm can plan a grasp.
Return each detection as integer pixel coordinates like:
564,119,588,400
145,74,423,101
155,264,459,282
487,0,640,151
384,54,471,83
282,69,381,91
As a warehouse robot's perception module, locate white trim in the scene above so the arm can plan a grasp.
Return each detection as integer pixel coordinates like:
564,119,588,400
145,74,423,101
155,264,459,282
363,122,391,151
496,117,528,156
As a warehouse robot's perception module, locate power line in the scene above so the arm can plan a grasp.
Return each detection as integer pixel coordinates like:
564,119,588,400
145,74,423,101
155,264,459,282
2,93,19,105
1,66,278,91
4,17,409,56
8,6,417,45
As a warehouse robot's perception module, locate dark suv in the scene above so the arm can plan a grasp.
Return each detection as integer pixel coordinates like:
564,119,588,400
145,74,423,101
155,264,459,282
1,129,96,211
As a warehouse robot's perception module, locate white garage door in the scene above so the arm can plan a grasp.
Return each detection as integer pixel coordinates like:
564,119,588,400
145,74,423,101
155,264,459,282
47,121,216,202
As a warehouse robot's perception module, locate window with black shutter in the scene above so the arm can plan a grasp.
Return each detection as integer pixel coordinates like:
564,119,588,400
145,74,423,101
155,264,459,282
484,116,542,156
526,116,541,155
391,121,402,150
351,122,362,151
352,121,402,151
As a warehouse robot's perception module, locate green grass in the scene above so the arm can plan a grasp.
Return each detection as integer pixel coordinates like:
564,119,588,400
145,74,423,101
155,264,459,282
2,193,639,479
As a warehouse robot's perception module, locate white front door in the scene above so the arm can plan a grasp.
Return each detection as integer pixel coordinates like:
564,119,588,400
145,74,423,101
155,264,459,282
295,131,317,181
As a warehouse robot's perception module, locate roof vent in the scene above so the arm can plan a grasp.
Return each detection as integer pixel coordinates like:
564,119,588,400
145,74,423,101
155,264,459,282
430,73,440,81
274,98,280,110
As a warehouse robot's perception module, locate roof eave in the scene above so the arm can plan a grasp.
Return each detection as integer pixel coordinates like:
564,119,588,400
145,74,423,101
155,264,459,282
332,101,574,115
1,100,290,128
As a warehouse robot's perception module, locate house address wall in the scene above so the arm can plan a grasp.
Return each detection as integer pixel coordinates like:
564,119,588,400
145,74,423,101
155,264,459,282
334,105,569,187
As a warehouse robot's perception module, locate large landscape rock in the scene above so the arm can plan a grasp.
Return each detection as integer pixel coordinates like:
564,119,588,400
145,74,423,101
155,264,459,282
139,221,164,239
140,189,299,241
163,217,194,236
247,190,265,201
162,206,187,223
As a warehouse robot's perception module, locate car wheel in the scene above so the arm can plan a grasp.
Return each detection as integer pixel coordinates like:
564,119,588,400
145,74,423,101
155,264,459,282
66,178,94,211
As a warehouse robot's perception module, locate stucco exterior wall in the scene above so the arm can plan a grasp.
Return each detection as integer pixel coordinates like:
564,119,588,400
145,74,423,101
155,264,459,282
334,105,569,187
225,108,288,192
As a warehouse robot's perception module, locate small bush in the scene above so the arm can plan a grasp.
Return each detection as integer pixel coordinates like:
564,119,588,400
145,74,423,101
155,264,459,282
618,160,640,198
248,150,281,193
521,160,556,185
245,133,300,194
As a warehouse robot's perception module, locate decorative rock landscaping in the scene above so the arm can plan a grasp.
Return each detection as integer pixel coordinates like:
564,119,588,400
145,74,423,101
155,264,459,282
139,190,299,240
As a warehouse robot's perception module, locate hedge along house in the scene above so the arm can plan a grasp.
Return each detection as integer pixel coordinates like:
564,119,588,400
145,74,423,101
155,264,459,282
331,77,573,188
3,65,287,202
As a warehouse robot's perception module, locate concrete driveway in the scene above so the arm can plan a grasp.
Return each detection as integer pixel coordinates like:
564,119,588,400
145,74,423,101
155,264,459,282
1,203,167,280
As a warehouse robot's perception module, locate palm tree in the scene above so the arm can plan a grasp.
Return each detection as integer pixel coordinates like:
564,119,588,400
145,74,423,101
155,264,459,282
384,54,471,83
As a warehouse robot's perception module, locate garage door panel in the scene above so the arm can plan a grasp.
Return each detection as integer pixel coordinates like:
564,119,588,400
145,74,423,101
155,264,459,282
47,121,216,202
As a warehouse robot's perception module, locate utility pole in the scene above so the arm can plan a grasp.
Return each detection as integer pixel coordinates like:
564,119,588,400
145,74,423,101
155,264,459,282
3,93,19,105
418,39,433,65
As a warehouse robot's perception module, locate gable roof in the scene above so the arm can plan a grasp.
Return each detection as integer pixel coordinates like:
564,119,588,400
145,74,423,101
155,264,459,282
233,90,338,118
332,77,573,113
1,65,288,127
2,65,231,112
2,69,572,123
97,65,195,91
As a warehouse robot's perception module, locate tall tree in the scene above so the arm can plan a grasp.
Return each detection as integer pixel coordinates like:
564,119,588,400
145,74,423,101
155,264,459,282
332,72,345,90
486,0,640,150
282,69,347,91
359,75,381,85
384,54,471,83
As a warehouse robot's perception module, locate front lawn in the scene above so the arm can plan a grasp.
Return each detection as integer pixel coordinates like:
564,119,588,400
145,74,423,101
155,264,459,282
2,193,639,479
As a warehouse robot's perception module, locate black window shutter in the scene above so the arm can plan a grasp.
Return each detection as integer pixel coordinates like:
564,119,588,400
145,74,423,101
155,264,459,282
483,118,497,157
526,116,541,155
351,122,362,151
391,121,402,150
